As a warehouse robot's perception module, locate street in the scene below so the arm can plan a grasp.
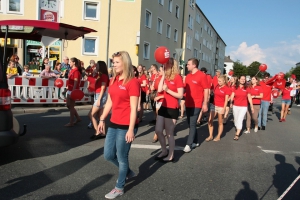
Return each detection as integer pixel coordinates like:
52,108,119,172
0,99,300,200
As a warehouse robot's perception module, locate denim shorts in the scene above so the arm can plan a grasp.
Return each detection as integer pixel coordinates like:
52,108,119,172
93,92,107,108
282,99,291,105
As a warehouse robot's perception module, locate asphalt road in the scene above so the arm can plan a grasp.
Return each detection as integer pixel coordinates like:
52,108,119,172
1,99,300,200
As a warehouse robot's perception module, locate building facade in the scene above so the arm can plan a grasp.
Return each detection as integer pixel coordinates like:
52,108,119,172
0,0,225,75
224,55,234,75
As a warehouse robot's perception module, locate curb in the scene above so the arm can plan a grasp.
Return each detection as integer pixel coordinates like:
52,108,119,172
12,105,91,114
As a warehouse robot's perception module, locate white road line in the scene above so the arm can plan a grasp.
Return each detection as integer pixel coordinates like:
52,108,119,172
131,144,184,150
261,150,283,154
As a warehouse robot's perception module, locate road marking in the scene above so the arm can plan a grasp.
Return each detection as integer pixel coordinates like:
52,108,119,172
261,150,283,154
131,144,184,150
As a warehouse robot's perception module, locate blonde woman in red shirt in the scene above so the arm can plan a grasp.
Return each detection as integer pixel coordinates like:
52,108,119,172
98,51,140,199
64,57,82,127
244,76,263,133
230,75,254,140
207,75,231,141
155,58,183,162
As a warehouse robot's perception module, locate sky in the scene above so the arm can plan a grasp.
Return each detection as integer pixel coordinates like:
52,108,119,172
197,0,300,75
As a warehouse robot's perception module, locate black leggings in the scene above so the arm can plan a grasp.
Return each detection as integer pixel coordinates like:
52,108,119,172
289,96,294,108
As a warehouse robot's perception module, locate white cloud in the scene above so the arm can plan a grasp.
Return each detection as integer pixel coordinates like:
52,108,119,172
227,37,300,74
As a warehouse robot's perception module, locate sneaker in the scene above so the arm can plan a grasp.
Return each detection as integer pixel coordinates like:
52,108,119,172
192,143,199,148
262,126,266,130
87,122,93,129
297,104,300,106
254,128,258,133
105,188,124,199
244,130,250,134
183,145,191,153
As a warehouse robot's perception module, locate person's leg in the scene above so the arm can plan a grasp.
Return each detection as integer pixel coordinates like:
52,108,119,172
253,105,260,130
258,104,262,128
185,108,201,147
214,112,224,141
155,115,168,157
104,127,118,167
280,103,285,120
91,106,100,132
233,106,247,139
164,118,177,160
283,103,290,119
207,111,216,141
179,100,185,117
150,99,156,122
245,107,251,132
223,106,229,124
261,101,270,128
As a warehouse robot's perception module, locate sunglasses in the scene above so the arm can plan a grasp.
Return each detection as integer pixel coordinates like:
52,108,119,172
113,52,121,56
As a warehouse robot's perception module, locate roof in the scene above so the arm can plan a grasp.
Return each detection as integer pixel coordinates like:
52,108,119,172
224,56,234,62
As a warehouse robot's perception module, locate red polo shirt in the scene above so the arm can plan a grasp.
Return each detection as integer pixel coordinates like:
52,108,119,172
214,85,231,107
108,76,140,125
67,68,81,91
185,70,209,108
162,74,184,109
282,87,292,100
248,85,263,105
260,81,272,101
95,74,109,93
233,86,250,107
138,74,147,93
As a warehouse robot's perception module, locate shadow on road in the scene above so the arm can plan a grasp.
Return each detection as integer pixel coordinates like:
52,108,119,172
272,154,300,199
0,148,103,199
234,181,258,200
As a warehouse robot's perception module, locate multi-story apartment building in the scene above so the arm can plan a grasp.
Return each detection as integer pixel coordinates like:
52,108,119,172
0,0,225,75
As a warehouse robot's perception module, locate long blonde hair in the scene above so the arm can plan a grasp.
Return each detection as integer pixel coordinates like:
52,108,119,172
218,75,228,85
111,51,134,85
165,58,179,81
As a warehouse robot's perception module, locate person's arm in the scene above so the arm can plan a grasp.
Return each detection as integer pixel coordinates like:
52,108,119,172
96,82,107,106
163,85,183,99
40,71,49,79
247,93,254,113
202,88,209,112
157,71,165,92
230,92,235,107
141,79,147,87
125,96,139,143
252,92,263,99
98,94,113,133
223,94,229,110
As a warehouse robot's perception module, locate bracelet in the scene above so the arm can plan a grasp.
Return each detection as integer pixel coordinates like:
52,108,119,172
99,119,105,121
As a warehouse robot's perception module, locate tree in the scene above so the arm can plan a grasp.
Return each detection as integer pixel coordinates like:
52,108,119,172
291,66,300,80
247,61,261,77
284,67,294,79
233,60,247,77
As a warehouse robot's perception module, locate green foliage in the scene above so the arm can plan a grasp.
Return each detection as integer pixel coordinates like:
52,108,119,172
247,61,270,78
291,66,300,80
233,60,247,77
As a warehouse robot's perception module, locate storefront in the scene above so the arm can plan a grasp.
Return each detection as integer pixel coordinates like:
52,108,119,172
24,40,62,72
0,38,18,62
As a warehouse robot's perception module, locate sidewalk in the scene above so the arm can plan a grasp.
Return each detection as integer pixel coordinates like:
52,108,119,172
11,104,91,114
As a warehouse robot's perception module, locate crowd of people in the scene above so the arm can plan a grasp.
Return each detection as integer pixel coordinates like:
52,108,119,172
6,53,300,199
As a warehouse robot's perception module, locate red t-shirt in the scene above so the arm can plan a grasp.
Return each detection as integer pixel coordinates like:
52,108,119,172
233,86,250,107
248,85,263,105
282,87,292,100
273,79,286,91
108,76,140,125
259,81,272,101
206,74,212,89
212,76,218,89
95,74,109,93
138,74,147,93
162,74,184,109
87,76,96,92
185,70,209,108
213,85,231,107
67,68,81,91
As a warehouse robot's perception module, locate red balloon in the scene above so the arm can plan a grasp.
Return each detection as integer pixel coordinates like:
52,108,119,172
70,89,84,101
259,64,268,72
154,46,170,64
272,89,279,98
54,79,64,88
228,70,234,76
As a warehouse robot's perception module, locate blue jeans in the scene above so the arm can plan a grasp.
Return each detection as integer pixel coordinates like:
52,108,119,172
104,127,138,190
258,100,270,127
185,107,201,147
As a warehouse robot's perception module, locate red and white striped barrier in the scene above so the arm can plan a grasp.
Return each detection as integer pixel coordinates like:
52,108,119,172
8,77,91,104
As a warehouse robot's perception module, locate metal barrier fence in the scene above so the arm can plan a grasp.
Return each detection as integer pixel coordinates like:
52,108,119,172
8,77,90,104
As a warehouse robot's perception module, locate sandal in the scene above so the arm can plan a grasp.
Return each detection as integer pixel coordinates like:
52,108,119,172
213,138,220,142
178,116,184,119
74,119,82,124
64,123,74,127
233,135,239,141
205,137,213,142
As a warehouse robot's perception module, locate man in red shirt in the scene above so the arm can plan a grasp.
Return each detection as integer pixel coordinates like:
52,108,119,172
212,69,221,89
183,58,209,153
258,73,272,130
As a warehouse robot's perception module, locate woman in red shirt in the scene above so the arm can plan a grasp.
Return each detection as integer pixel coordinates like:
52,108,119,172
98,51,140,199
245,76,263,133
65,57,82,127
155,58,183,162
230,75,254,140
137,64,147,122
279,82,292,122
223,76,237,124
207,75,231,141
89,61,109,140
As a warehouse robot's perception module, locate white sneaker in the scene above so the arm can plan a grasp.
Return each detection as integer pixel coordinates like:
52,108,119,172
192,143,199,148
297,104,300,106
105,188,124,199
244,130,250,134
87,122,93,129
254,128,258,133
183,145,192,153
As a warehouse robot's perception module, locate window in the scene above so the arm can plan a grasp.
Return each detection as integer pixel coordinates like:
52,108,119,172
186,35,192,50
174,29,178,42
188,15,193,29
175,5,179,18
145,10,152,28
84,1,100,20
166,24,171,38
0,0,3,12
189,0,195,9
7,0,24,14
199,43,202,50
143,42,150,59
157,18,163,34
194,49,198,58
196,12,201,24
195,30,199,41
204,23,208,31
158,0,164,5
83,37,98,55
168,0,172,12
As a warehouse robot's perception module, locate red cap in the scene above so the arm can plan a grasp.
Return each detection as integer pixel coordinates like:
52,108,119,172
291,74,296,79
